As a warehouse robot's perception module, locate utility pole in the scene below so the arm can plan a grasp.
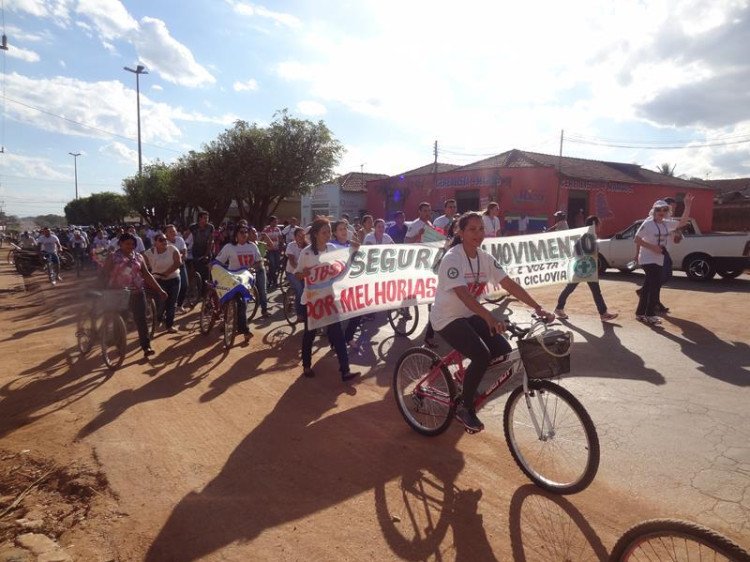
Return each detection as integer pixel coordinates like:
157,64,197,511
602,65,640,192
69,152,81,199
555,129,564,211
123,65,148,175
432,140,439,192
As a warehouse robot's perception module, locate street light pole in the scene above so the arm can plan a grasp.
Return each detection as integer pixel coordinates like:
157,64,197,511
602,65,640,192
68,152,81,200
123,64,148,175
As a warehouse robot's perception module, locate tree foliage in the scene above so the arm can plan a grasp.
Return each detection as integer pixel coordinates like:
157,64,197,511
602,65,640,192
124,110,342,227
656,163,676,176
64,192,130,225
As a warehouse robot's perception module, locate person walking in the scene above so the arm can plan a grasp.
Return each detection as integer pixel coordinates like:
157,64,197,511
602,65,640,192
189,212,214,296
247,227,271,318
263,216,283,290
387,211,408,243
547,211,569,231
433,199,458,232
481,202,502,237
405,202,434,243
554,216,618,322
144,233,182,333
362,219,394,245
634,195,694,325
296,218,360,382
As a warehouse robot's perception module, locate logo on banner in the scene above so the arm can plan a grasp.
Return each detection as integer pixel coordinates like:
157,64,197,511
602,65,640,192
306,259,348,289
574,256,596,278
447,267,459,279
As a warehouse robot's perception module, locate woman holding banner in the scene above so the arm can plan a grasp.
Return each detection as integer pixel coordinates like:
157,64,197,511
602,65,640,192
431,212,555,432
554,216,618,322
296,218,360,382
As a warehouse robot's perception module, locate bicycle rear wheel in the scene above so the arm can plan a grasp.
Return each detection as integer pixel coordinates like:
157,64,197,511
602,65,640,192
145,295,158,339
393,347,455,436
246,286,260,322
184,271,202,310
283,288,298,326
223,299,237,348
503,379,599,494
388,306,419,337
610,519,750,562
100,312,127,370
199,292,217,335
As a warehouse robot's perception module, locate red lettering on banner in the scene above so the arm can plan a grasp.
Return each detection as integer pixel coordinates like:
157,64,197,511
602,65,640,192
397,279,407,302
413,278,426,299
340,287,355,312
386,280,396,302
426,277,437,298
355,284,366,309
324,295,338,316
375,281,387,305
364,284,373,307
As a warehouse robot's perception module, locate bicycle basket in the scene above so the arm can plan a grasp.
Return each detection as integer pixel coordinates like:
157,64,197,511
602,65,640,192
517,329,572,379
98,289,131,312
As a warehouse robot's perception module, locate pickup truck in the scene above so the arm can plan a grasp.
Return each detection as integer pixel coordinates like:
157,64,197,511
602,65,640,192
597,219,750,281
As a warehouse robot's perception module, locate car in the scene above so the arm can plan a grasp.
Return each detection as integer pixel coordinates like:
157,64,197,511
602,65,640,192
597,219,750,281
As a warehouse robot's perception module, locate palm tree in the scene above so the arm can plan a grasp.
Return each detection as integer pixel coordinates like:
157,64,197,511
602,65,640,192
656,163,676,176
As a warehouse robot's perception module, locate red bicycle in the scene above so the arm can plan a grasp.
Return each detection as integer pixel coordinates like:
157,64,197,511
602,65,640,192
392,316,599,494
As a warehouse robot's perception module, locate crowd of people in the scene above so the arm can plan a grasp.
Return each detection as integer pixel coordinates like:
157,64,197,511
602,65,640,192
8,194,694,431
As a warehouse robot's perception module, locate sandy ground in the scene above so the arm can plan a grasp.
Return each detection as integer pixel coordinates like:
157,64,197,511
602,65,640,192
0,262,748,561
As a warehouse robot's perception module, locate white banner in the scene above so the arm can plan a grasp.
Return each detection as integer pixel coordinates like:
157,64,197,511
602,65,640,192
303,226,598,329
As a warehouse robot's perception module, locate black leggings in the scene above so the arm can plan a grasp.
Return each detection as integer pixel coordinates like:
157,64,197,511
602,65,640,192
437,315,511,409
636,263,663,317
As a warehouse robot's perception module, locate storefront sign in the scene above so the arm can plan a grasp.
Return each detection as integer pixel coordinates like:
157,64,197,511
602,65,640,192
302,227,598,328
436,173,501,189
561,178,634,193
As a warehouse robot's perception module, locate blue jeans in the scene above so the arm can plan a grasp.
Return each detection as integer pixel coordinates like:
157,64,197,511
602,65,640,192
42,251,59,267
236,297,249,334
255,267,268,313
177,264,188,307
286,271,304,316
267,250,281,287
301,308,350,376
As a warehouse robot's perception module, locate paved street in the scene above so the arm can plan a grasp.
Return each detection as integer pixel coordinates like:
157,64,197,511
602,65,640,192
1,265,748,560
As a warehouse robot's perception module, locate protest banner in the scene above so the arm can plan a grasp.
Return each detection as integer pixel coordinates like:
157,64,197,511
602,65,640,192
302,226,598,329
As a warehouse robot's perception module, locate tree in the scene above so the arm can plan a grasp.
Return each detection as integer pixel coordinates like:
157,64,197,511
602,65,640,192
64,192,130,225
172,149,234,226
656,163,676,176
221,111,343,227
122,162,180,226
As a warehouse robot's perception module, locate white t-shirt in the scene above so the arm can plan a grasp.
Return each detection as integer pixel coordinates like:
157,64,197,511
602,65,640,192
636,218,679,266
184,233,194,260
518,216,529,232
71,232,88,248
406,219,431,242
215,242,262,271
171,235,187,256
36,234,60,254
433,215,453,231
429,244,507,331
295,243,338,305
285,241,303,273
482,215,501,237
363,232,394,245
144,245,181,279
92,235,109,250
282,225,298,244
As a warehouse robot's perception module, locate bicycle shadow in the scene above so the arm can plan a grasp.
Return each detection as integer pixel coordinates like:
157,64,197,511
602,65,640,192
508,484,609,561
144,381,471,561
561,321,666,385
658,316,750,386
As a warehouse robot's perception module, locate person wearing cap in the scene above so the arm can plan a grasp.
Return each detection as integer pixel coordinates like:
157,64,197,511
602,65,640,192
547,211,569,232
634,194,694,325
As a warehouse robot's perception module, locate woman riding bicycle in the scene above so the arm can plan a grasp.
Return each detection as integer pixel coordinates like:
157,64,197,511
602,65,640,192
430,212,555,432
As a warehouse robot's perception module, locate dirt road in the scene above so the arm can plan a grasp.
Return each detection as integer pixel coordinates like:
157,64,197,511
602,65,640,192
1,264,748,561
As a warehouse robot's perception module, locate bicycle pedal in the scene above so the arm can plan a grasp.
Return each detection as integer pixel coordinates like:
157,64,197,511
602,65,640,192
464,427,479,435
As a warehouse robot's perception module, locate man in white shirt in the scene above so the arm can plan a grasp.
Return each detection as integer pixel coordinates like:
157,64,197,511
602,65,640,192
281,217,299,245
518,214,529,235
36,227,63,279
433,199,458,233
126,225,146,253
405,202,434,243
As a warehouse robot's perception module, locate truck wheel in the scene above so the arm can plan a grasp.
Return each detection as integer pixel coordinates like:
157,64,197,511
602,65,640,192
717,268,743,279
684,254,716,281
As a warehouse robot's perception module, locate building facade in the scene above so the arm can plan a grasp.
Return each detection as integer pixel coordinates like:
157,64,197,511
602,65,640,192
366,149,717,236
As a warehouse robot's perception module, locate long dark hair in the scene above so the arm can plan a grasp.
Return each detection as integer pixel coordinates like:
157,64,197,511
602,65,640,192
449,212,483,248
309,217,330,255
231,220,249,245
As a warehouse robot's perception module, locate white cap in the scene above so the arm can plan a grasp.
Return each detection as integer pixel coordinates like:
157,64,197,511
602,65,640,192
652,199,669,208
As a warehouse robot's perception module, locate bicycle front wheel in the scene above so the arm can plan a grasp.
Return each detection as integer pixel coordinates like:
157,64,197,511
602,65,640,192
145,296,158,339
388,306,419,336
393,347,455,436
246,286,260,322
199,292,217,335
184,271,202,310
610,519,750,562
503,379,599,494
223,299,237,348
100,312,127,370
283,288,298,326
76,312,97,355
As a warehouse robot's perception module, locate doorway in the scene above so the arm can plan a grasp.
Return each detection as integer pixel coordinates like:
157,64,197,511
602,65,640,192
566,190,589,228
455,189,480,213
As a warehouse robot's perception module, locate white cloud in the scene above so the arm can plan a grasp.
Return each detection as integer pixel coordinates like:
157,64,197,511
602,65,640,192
136,17,216,87
5,24,53,43
75,0,138,40
151,84,163,91
100,141,138,165
296,100,326,116
8,0,71,25
6,44,40,62
233,78,259,92
59,59,66,68
226,0,302,28
2,151,70,182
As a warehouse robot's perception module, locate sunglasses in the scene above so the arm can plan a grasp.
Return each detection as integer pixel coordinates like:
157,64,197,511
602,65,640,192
655,207,669,212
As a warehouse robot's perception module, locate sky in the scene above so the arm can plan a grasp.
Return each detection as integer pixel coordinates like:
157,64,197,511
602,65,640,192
1,0,749,216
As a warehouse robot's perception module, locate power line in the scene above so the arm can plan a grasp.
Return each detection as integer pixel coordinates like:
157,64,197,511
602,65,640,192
2,95,184,154
566,129,750,145
565,136,750,150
